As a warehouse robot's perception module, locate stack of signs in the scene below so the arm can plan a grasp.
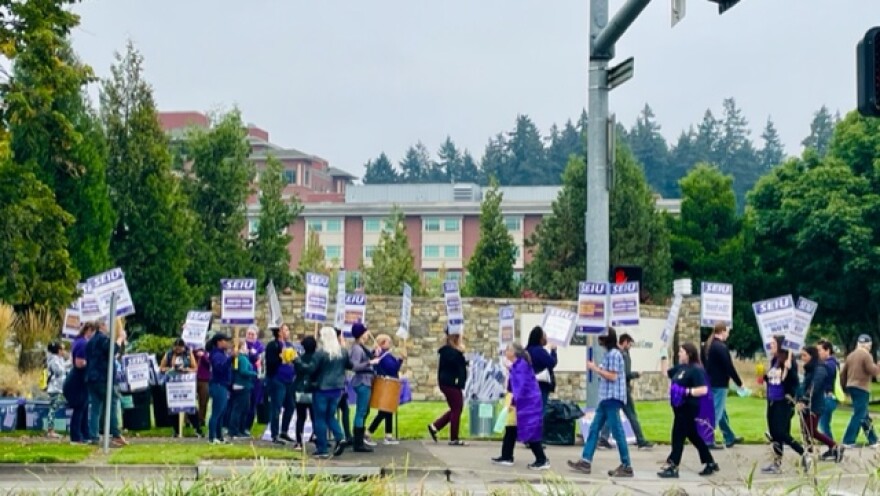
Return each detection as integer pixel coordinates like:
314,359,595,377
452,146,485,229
752,295,794,352
443,280,464,335
788,297,818,353
61,299,81,341
576,282,608,334
165,373,197,414
267,280,284,329
580,408,636,446
541,306,577,347
660,295,683,345
498,306,515,352
610,282,640,328
122,353,151,392
304,273,330,322
220,279,256,325
333,270,346,329
700,282,733,328
87,267,136,318
343,294,367,337
396,283,413,340
181,311,212,349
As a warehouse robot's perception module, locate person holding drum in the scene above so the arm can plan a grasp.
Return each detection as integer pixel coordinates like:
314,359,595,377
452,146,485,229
349,322,380,453
428,328,469,446
367,334,405,445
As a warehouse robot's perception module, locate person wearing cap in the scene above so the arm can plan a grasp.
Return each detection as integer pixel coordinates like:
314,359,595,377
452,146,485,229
349,322,380,453
840,334,880,448
159,338,202,438
206,333,232,444
265,324,297,445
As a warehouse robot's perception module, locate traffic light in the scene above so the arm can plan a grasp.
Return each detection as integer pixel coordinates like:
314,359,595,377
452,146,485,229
858,27,880,117
708,0,741,14
610,265,642,285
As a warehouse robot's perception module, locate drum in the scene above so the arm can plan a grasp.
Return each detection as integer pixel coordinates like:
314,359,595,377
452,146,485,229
370,376,402,413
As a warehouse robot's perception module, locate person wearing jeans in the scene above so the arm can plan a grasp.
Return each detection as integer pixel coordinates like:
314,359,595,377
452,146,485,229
428,330,468,446
242,326,265,437
265,325,297,444
64,323,95,444
703,323,744,449
85,320,127,447
599,333,653,450
207,334,232,444
798,346,842,461
567,327,634,478
817,340,839,443
311,326,352,459
349,323,377,452
841,334,880,448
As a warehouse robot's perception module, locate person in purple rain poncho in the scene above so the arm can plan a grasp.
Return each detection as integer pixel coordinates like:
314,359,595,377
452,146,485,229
241,325,265,437
658,342,719,479
492,343,549,470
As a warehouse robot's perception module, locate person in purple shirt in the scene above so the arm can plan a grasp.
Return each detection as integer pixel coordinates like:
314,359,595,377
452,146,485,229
761,336,805,474
207,333,232,444
366,334,405,445
265,324,297,444
241,325,265,437
63,322,96,444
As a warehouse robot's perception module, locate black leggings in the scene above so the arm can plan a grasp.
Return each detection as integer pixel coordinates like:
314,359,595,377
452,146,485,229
500,426,546,463
368,411,393,435
338,394,352,440
295,402,313,444
767,400,804,457
668,403,714,466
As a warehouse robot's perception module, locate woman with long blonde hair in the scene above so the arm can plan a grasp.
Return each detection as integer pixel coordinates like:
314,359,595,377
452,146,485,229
311,326,351,458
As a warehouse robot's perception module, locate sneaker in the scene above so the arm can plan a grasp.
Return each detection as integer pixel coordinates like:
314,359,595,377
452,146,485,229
637,441,654,450
111,436,128,447
608,465,634,478
427,424,438,443
272,437,287,446
383,436,400,445
724,437,743,448
492,457,514,467
708,444,724,450
242,430,252,438
657,465,679,479
279,433,295,443
764,432,773,443
699,462,720,476
314,452,331,460
597,438,613,450
761,462,782,474
46,431,61,439
834,446,845,463
841,443,857,449
194,429,204,439
363,436,377,447
528,460,551,471
567,459,591,474
819,449,835,461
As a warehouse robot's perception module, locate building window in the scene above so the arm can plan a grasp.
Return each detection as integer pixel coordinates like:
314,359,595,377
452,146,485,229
282,170,296,184
444,218,460,232
514,246,522,258
423,245,440,258
248,219,259,237
364,218,381,232
324,245,341,261
307,220,323,232
304,169,310,186
446,271,463,282
504,216,522,232
326,219,342,232
444,245,460,258
423,218,440,232
363,245,377,259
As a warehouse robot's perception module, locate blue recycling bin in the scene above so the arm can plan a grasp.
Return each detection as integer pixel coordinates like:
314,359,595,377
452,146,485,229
0,398,20,432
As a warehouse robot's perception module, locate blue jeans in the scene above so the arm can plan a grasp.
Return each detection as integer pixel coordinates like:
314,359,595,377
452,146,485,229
540,390,550,417
843,387,878,445
354,384,372,428
313,391,344,455
267,378,295,439
819,396,837,441
581,399,631,466
87,383,120,440
208,383,229,441
227,388,251,437
711,388,737,445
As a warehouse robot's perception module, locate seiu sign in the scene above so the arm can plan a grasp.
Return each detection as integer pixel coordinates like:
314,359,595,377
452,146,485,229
702,282,731,294
797,298,818,314
755,296,793,313
579,282,607,294
306,273,328,286
88,268,124,288
221,279,256,291
611,282,639,294
345,294,366,305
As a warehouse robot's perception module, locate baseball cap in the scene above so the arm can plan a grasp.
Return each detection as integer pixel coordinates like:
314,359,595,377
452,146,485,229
858,334,872,344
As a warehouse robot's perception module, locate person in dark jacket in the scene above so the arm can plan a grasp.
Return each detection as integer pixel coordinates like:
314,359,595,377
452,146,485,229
265,324,297,445
242,325,265,437
227,342,257,439
599,333,653,450
85,318,128,447
525,326,557,415
703,323,744,449
312,326,353,459
159,338,202,438
64,322,96,444
798,345,842,462
761,336,806,474
349,322,379,453
207,333,232,444
292,336,318,449
367,334,405,445
335,328,353,444
428,329,468,446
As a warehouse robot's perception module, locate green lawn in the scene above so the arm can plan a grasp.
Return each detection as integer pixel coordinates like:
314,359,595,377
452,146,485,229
107,443,302,465
0,443,93,463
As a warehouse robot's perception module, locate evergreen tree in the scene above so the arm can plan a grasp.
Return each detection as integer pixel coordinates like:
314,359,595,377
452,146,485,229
100,42,193,334
399,142,432,183
505,114,549,185
627,104,670,196
362,152,398,184
694,109,723,166
250,155,302,291
758,117,785,170
459,150,481,183
802,105,836,157
718,98,760,209
547,119,583,184
185,110,255,306
464,180,517,297
667,127,700,196
436,136,463,182
363,207,421,295
480,133,509,185
294,230,328,291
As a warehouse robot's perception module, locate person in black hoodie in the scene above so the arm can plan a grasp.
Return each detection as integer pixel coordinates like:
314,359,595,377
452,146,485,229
525,326,557,415
760,336,806,474
703,323,744,449
428,329,468,445
798,345,843,462
292,336,318,449
265,324,297,445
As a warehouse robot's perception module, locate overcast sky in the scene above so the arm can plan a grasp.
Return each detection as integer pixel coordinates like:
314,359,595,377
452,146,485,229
71,1,876,179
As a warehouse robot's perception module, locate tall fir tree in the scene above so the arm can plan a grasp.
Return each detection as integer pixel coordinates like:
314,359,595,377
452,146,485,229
363,207,421,295
464,180,517,297
100,42,193,334
627,104,670,196
546,119,583,184
667,127,700,196
480,133,509,184
801,105,836,157
398,142,432,183
694,109,723,167
436,136,463,182
758,117,785,170
718,98,760,209
362,152,398,184
505,114,549,185
185,110,255,306
459,150,481,183
250,155,302,291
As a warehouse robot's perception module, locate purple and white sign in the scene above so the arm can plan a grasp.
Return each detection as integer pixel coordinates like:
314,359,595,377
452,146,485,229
87,267,135,317
660,294,683,345
181,311,212,348
752,294,794,352
122,353,151,392
343,293,367,337
498,306,516,352
165,373,197,414
304,273,330,322
220,278,256,325
443,280,464,335
78,283,103,321
576,281,608,334
541,306,577,348
700,281,733,328
787,297,818,352
396,283,413,340
610,282,640,327
61,299,81,341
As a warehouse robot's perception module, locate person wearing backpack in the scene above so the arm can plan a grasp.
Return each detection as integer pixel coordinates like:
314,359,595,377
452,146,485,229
45,342,71,439
159,338,203,438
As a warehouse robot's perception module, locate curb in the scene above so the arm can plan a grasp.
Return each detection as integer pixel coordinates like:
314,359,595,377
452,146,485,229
0,464,198,480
